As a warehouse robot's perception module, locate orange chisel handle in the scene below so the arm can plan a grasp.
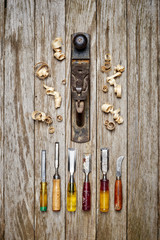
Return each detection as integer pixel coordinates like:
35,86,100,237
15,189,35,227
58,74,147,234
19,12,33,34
52,179,61,211
114,179,122,211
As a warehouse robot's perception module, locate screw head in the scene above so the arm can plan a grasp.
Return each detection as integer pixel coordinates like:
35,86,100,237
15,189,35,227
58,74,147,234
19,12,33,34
73,34,87,50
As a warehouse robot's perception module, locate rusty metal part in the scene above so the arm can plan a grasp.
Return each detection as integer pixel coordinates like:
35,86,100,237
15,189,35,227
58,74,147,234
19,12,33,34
71,32,90,143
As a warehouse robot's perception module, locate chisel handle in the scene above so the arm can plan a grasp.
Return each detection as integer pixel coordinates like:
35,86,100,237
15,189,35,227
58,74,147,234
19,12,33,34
40,182,47,212
114,179,122,211
52,179,61,211
100,179,109,212
82,182,91,211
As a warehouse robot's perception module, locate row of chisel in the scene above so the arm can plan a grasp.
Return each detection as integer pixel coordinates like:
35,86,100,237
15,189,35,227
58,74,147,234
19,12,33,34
40,143,124,212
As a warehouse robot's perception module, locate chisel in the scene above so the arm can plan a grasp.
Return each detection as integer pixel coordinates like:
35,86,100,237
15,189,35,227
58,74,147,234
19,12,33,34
52,142,61,211
67,148,76,212
82,154,91,211
100,148,109,212
114,156,124,211
40,150,47,212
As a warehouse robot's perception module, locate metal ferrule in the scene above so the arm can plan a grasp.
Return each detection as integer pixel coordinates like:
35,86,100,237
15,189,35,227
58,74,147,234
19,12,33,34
116,175,121,180
102,173,107,181
85,173,89,182
69,174,75,192
41,150,46,182
70,173,74,184
54,169,60,179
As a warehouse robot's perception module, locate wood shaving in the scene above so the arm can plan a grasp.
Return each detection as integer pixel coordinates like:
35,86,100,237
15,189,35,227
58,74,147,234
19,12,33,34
107,78,116,86
101,53,111,73
32,111,53,125
34,62,50,80
57,115,63,122
106,72,121,81
107,72,122,98
101,103,124,125
49,127,55,134
32,111,46,122
105,53,111,62
104,120,115,131
62,79,66,85
114,84,121,98
52,38,65,61
43,84,62,109
101,103,113,113
114,64,125,73
45,115,53,125
102,85,108,93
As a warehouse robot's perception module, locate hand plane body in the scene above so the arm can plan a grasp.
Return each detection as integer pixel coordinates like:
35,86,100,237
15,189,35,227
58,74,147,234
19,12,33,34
71,32,90,143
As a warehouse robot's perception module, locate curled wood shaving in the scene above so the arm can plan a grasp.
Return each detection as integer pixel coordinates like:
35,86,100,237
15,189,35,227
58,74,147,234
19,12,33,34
45,115,53,125
32,111,53,124
102,85,108,93
104,120,115,131
101,53,111,73
114,64,125,73
107,78,116,86
49,126,55,134
62,79,66,85
101,103,124,125
101,103,113,113
106,72,122,98
106,72,121,81
57,115,63,122
43,84,55,94
52,38,65,61
114,84,121,98
43,84,62,109
32,111,46,122
34,62,50,80
105,53,111,62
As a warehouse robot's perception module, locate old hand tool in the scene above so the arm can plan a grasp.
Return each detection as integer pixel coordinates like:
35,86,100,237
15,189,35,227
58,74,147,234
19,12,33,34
67,148,76,212
82,154,91,211
71,32,90,143
114,156,124,211
52,142,61,211
100,148,109,212
40,150,47,212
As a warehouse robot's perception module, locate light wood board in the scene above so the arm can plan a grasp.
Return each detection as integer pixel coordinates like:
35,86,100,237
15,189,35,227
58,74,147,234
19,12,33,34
1,0,159,239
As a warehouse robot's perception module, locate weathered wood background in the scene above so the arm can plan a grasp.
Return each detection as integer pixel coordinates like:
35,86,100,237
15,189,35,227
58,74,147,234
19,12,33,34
0,0,159,239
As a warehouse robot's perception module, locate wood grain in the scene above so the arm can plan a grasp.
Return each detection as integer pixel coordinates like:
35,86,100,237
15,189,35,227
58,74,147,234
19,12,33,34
4,0,35,239
127,1,159,239
65,0,97,239
0,1,4,239
1,0,160,239
96,0,127,239
34,0,66,239
157,1,160,240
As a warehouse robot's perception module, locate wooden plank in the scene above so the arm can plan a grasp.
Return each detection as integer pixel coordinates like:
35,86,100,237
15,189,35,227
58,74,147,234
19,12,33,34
4,0,34,239
65,0,97,239
0,1,4,239
34,1,66,239
96,0,127,239
157,1,160,240
127,1,159,239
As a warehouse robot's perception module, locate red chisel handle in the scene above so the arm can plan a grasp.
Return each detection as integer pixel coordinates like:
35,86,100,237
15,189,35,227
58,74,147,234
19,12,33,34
82,182,91,211
114,179,122,211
